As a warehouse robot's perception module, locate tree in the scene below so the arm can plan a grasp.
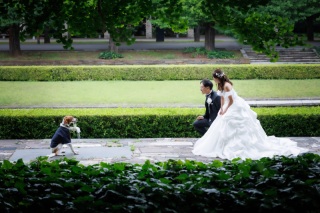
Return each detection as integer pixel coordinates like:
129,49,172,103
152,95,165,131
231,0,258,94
0,0,70,56
72,0,188,51
200,0,271,51
92,0,154,52
201,0,308,61
0,0,26,56
178,0,310,61
181,0,207,42
230,11,303,61
148,0,189,42
1,0,147,55
179,0,271,51
257,0,320,41
0,0,189,55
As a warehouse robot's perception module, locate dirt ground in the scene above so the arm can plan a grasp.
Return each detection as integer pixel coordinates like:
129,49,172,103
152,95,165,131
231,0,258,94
0,50,250,65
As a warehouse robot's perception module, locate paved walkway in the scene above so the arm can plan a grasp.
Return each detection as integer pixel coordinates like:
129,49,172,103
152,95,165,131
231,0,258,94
245,99,320,107
0,36,241,51
1,36,318,51
1,137,320,166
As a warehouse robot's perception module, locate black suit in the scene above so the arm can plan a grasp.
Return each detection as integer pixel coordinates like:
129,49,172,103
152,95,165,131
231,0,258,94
193,90,221,136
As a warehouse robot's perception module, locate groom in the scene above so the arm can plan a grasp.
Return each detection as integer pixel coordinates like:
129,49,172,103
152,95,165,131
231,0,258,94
193,79,221,136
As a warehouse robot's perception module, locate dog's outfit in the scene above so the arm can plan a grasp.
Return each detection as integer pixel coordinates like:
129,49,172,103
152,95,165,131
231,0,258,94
50,119,79,155
50,126,71,148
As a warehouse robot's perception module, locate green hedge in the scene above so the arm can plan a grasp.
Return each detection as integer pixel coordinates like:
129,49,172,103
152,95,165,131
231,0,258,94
0,107,319,139
1,155,319,212
0,64,319,81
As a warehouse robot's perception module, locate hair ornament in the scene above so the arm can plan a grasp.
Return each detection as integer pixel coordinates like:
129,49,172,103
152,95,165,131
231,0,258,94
215,72,224,78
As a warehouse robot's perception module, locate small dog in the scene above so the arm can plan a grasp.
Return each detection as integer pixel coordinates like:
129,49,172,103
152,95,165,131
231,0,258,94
49,115,80,157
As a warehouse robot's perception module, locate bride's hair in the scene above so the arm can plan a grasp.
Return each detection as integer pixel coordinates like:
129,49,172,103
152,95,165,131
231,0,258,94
212,68,232,91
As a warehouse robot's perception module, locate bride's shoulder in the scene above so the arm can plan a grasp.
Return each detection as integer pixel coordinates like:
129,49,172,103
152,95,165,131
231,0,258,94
223,82,233,91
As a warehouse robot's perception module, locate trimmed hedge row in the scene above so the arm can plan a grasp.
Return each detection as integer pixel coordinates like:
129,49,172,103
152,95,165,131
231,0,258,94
1,155,320,212
0,107,319,139
0,64,320,81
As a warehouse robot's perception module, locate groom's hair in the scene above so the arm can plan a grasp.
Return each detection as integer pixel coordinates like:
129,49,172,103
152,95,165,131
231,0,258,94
201,79,213,90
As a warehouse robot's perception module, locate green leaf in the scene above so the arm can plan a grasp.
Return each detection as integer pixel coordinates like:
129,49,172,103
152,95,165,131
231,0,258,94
175,173,189,182
159,177,172,184
113,163,126,172
81,185,95,193
1,160,13,169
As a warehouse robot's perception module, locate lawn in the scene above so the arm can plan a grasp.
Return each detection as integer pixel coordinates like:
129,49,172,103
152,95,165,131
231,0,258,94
1,80,319,107
0,38,319,107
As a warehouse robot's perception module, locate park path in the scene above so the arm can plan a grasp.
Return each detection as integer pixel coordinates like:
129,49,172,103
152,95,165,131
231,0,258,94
1,137,320,166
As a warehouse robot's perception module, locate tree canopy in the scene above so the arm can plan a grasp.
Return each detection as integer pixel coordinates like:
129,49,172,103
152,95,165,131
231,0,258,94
256,0,320,41
1,0,318,61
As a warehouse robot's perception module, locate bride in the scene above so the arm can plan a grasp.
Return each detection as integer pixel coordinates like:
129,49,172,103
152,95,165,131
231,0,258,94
192,69,308,160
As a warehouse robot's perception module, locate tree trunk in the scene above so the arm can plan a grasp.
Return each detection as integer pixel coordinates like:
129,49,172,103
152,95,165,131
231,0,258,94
306,16,314,41
44,27,50,43
194,25,200,42
204,22,215,51
109,37,118,53
36,29,41,44
156,27,165,42
8,24,21,57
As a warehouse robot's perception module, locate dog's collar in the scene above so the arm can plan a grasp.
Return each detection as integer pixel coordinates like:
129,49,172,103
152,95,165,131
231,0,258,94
60,123,70,128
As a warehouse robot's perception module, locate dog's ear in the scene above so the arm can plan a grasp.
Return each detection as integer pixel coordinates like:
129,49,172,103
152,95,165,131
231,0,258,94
63,116,74,125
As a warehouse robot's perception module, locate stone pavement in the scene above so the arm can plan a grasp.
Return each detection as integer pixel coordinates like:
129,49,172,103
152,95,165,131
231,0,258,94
245,99,320,107
0,36,241,51
1,137,320,166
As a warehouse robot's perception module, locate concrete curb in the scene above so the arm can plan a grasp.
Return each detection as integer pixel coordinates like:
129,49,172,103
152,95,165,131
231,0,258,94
1,99,319,109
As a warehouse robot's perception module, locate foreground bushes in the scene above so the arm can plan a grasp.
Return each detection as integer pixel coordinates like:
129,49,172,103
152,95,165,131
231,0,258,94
0,107,319,139
0,64,319,81
0,154,319,212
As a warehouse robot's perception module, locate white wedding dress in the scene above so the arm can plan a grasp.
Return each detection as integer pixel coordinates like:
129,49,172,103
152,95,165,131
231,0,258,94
192,89,308,160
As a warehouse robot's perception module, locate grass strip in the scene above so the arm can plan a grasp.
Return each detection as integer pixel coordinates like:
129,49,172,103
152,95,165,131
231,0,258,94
1,80,319,107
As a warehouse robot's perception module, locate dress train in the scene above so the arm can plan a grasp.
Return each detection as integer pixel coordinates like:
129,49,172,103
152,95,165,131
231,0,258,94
192,89,308,160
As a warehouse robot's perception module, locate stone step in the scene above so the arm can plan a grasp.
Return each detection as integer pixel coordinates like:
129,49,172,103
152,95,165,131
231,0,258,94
243,50,317,54
250,60,320,64
250,60,320,63
245,52,317,56
241,47,320,64
249,55,320,60
250,57,320,60
243,49,316,52
242,48,316,51
242,48,317,51
250,61,320,64
251,55,320,60
245,53,317,57
242,46,316,50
